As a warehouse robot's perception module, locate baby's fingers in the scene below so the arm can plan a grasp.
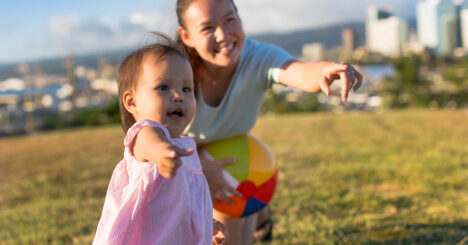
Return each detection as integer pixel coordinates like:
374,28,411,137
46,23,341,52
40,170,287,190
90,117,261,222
175,147,194,157
158,158,183,178
164,145,194,159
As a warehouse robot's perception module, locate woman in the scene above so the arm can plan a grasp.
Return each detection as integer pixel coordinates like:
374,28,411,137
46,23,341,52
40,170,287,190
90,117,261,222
176,0,362,244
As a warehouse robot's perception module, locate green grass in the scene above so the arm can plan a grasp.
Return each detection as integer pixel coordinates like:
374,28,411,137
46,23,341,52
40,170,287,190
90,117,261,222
1,110,467,244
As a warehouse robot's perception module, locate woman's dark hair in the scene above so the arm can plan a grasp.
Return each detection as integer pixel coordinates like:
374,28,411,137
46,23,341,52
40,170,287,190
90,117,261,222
176,0,238,29
176,0,238,88
117,32,187,133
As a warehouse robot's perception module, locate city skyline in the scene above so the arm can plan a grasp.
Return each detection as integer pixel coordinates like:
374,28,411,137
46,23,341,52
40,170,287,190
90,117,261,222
1,0,416,65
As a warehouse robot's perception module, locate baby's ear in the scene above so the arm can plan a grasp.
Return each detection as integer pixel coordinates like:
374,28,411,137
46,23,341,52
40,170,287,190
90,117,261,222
123,90,137,115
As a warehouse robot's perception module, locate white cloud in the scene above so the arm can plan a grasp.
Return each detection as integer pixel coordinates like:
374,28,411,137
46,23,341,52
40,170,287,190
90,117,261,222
235,0,415,34
39,13,166,56
130,12,175,32
9,0,417,62
38,1,182,58
48,15,80,36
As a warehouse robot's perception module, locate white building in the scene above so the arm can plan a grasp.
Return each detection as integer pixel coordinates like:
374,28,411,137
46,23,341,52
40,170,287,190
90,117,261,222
441,11,459,54
416,0,460,55
302,42,324,61
366,6,408,57
461,8,468,50
417,0,440,50
342,28,355,59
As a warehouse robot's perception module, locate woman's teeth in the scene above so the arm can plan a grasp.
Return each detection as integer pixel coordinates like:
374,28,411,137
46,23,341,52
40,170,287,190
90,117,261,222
218,43,234,53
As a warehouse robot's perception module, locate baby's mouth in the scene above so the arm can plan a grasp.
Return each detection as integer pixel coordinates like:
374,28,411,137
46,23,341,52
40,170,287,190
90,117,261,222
167,108,185,118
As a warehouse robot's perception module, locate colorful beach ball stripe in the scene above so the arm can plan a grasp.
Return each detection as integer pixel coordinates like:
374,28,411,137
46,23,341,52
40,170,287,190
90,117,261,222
205,133,278,218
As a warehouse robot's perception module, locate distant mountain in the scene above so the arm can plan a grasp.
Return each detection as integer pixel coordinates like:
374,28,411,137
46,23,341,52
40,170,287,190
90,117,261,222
0,64,19,80
0,48,134,80
249,18,416,57
1,20,418,80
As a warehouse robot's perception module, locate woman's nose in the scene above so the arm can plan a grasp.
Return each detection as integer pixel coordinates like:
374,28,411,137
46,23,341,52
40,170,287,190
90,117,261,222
215,26,226,42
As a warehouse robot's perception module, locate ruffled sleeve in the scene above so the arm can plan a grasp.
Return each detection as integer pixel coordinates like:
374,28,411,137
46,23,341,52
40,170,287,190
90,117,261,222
123,120,171,159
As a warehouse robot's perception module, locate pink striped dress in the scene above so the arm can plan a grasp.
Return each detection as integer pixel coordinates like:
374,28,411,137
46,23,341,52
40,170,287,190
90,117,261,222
93,120,213,245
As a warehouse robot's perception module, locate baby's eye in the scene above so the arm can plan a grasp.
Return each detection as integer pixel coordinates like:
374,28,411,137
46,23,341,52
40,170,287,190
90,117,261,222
156,85,169,91
183,87,192,93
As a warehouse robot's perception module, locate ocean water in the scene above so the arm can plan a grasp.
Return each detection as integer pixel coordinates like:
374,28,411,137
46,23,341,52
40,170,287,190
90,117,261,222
360,64,395,83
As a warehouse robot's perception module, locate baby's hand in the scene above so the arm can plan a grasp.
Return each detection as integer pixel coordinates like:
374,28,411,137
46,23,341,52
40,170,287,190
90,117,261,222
212,219,229,245
155,143,193,179
134,126,193,179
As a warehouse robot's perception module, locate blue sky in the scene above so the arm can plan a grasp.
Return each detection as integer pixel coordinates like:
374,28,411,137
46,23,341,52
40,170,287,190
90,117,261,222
0,0,417,65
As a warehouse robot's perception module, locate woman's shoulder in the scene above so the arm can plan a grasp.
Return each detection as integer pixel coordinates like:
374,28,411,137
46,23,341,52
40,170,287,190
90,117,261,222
242,38,288,60
243,38,265,53
244,37,283,50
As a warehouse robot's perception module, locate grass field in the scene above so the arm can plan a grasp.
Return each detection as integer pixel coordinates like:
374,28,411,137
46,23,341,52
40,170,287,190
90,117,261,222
0,110,467,244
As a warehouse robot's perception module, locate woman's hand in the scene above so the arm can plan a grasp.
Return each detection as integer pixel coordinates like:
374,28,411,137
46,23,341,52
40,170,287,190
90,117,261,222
316,62,363,102
279,60,363,102
198,148,242,204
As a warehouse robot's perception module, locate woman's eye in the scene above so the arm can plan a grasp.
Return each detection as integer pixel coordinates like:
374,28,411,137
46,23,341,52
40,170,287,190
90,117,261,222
157,85,169,91
202,26,213,32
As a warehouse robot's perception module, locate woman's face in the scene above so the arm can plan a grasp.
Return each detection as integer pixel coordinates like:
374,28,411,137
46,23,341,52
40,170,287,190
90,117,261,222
179,0,245,70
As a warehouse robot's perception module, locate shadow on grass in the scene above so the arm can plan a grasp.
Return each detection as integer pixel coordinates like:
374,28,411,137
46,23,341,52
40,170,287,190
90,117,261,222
334,221,468,245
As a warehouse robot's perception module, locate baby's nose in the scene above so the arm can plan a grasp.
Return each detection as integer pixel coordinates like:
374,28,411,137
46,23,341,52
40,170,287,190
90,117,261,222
173,90,184,102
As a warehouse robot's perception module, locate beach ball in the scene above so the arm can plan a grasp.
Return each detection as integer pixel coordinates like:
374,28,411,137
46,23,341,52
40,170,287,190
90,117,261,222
204,133,278,218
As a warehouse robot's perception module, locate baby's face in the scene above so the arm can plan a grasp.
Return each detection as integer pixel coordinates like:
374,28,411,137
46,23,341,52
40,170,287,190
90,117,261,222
133,53,196,137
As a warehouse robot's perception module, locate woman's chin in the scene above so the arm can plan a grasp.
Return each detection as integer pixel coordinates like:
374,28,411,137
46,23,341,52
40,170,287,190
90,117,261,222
213,56,240,68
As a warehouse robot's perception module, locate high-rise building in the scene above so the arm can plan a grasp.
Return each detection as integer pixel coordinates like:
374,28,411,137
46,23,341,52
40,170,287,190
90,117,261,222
454,1,464,47
366,6,392,22
416,0,460,55
441,11,459,54
342,29,355,60
461,8,468,49
302,43,324,61
366,6,408,57
417,0,439,49
366,6,392,48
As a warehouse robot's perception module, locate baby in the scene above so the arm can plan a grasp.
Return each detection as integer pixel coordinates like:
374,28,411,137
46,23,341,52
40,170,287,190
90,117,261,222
93,33,228,245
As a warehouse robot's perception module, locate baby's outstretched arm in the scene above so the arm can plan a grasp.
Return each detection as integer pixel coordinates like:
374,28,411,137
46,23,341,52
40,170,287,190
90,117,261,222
134,126,194,178
212,219,229,245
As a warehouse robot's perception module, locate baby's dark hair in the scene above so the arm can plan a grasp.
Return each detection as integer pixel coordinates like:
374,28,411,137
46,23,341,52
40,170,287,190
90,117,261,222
117,32,187,133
